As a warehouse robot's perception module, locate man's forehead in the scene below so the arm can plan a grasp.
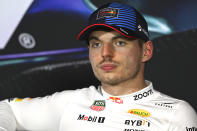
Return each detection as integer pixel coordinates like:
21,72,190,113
88,30,136,41
89,30,124,39
90,30,118,35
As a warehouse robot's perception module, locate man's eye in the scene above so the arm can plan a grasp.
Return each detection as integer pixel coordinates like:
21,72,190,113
91,42,101,48
116,41,126,46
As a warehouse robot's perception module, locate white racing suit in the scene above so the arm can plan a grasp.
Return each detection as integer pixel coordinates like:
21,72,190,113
1,81,197,131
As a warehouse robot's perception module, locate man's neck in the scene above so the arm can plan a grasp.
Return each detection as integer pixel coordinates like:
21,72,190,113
101,78,147,96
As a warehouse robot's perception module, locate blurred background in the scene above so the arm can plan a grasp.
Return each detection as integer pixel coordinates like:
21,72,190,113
0,0,197,111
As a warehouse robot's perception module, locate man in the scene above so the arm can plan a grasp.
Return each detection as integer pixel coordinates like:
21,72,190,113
0,2,196,131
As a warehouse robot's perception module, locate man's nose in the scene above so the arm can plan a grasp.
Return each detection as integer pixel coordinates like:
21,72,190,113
101,43,114,58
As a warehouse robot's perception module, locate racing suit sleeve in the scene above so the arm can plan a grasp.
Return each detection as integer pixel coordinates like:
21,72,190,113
168,101,197,131
0,90,73,131
0,102,16,131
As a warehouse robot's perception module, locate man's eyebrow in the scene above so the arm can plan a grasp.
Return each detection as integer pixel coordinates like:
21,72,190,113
112,35,137,41
88,35,127,41
112,35,127,40
88,35,137,41
88,36,100,41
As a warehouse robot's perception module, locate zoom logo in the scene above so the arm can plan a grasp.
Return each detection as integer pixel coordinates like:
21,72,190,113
133,89,153,101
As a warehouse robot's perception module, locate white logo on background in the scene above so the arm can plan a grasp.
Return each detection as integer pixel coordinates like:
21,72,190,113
138,25,148,37
18,33,36,49
120,28,129,34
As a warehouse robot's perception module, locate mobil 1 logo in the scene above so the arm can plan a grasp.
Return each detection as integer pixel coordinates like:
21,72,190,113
134,89,153,101
77,114,105,123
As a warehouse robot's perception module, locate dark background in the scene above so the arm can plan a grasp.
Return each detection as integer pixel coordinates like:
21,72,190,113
0,0,196,111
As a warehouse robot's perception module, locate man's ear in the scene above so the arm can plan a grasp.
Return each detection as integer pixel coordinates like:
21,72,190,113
142,41,153,62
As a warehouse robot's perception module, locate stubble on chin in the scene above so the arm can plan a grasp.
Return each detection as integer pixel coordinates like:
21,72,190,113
94,62,141,86
98,74,121,85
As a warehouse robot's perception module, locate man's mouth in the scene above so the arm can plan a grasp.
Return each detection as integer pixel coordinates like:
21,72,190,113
100,64,117,71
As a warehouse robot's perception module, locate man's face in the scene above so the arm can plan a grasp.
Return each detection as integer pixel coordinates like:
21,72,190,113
88,30,146,85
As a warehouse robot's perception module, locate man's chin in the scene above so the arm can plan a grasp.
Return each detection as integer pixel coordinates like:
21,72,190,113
98,76,122,85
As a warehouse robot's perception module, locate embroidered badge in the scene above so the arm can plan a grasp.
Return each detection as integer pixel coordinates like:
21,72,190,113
97,8,119,19
91,100,105,111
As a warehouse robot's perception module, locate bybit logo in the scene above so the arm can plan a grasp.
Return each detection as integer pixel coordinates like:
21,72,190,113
125,119,150,127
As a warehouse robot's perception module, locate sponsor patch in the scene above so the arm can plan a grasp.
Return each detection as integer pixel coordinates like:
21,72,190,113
97,8,119,19
14,98,32,102
128,109,151,117
90,100,105,111
137,25,149,37
133,89,153,101
77,114,105,123
155,102,174,108
125,119,150,127
124,129,145,131
186,127,197,131
108,96,123,104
